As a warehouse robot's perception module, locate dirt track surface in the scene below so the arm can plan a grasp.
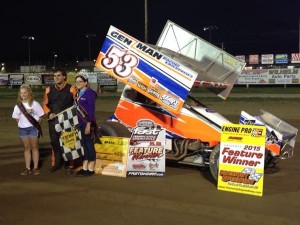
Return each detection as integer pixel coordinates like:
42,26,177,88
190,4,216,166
1,97,300,225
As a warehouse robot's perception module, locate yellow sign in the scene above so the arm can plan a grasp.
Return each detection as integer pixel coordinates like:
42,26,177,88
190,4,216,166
94,136,129,177
60,127,78,149
217,124,266,196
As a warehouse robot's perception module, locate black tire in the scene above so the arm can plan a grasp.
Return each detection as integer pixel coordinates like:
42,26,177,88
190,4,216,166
209,144,220,181
99,121,131,138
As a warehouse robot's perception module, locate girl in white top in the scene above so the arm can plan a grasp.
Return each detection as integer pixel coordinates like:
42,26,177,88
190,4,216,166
12,84,44,175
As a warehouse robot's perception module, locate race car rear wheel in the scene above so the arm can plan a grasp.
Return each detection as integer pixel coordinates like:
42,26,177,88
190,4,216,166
99,121,131,137
209,144,220,181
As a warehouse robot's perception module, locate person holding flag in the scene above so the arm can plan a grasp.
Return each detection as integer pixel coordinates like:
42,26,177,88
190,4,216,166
42,68,77,174
74,74,98,177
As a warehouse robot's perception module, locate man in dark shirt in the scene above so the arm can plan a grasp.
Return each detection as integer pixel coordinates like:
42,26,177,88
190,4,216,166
42,68,77,174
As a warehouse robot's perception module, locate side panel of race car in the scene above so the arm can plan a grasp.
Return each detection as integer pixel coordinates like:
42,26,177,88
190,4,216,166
112,96,230,148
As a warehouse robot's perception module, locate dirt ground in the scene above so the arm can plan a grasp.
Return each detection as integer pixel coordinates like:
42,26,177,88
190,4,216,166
0,96,300,225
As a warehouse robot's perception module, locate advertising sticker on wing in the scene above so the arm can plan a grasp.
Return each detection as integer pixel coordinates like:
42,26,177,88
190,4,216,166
95,26,198,113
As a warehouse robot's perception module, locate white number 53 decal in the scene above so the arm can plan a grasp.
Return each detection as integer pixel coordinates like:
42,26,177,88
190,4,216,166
101,45,139,78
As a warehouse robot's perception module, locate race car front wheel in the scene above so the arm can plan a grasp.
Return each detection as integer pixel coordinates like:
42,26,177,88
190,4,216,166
99,121,131,138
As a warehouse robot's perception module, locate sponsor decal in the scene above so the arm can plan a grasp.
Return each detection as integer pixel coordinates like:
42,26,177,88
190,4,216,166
160,94,179,109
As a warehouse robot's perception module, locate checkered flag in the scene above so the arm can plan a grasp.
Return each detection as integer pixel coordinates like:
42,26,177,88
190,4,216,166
55,106,78,132
55,106,84,161
242,167,263,183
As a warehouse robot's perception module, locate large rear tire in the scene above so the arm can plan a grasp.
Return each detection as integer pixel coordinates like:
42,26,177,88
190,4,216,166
99,121,131,137
209,144,220,181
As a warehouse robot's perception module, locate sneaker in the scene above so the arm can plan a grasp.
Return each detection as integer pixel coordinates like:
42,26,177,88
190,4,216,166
87,170,94,176
75,169,88,177
21,168,31,176
48,166,60,173
66,167,74,175
33,169,40,176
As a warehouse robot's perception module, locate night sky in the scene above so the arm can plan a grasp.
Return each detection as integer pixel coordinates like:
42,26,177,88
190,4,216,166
1,0,299,64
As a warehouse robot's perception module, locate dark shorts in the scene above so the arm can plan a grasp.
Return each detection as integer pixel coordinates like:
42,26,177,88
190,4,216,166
19,126,38,138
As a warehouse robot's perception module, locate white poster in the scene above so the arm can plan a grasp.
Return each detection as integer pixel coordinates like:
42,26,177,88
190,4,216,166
127,119,166,177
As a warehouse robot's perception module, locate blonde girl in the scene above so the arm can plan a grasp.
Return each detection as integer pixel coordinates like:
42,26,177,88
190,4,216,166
12,84,44,175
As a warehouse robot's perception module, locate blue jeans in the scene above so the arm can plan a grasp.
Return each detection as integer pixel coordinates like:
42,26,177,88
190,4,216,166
19,126,38,138
80,125,96,161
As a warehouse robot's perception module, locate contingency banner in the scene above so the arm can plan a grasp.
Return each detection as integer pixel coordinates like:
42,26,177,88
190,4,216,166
24,74,42,85
238,68,300,84
9,74,24,85
217,124,266,197
0,74,9,85
126,119,166,177
95,26,198,113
